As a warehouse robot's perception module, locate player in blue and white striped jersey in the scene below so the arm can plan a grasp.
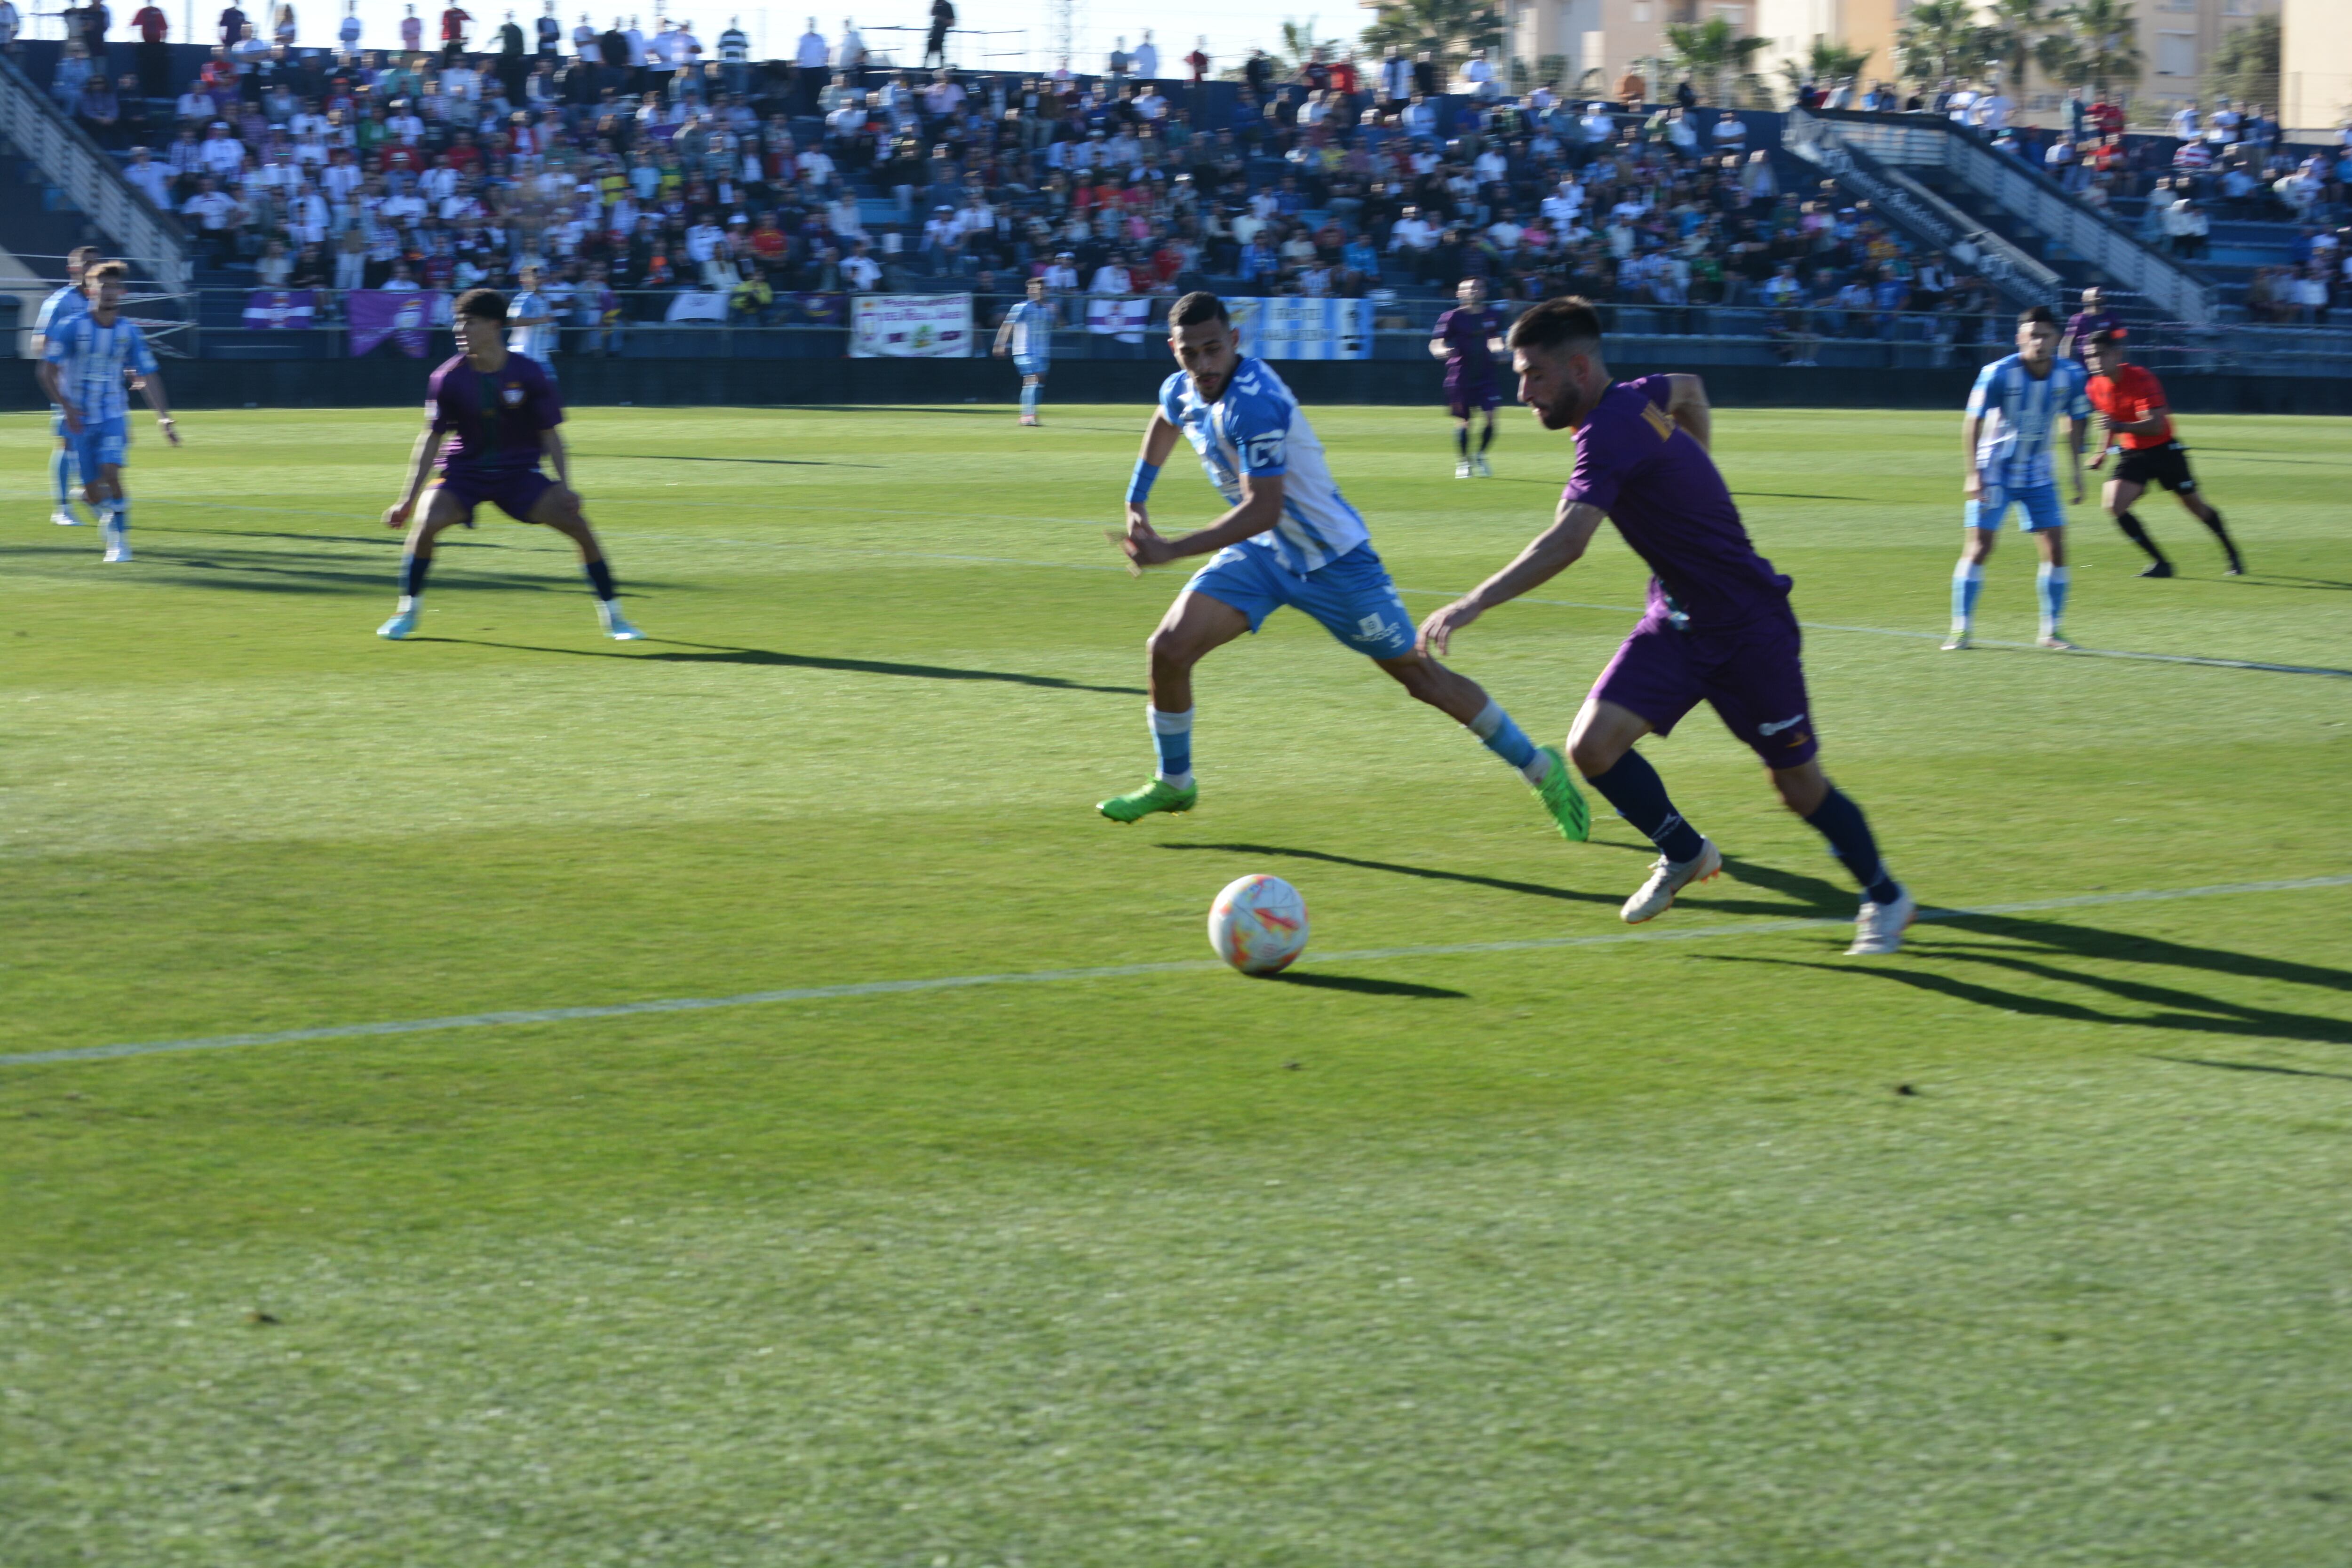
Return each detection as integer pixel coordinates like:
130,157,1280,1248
1096,292,1589,843
31,246,100,528
1949,305,2092,651
38,262,181,564
991,276,1055,425
506,266,560,376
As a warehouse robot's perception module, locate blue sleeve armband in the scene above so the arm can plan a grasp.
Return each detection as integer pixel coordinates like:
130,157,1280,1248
1126,459,1160,505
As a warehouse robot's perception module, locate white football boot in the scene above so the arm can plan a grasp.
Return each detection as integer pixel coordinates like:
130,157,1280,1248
1846,886,1919,956
1620,838,1723,924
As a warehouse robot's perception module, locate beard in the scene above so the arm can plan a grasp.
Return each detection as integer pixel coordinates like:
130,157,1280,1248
1528,388,1579,429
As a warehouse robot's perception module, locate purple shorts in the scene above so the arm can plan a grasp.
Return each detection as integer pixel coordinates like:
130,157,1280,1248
435,467,556,522
1447,377,1502,419
1591,609,1820,769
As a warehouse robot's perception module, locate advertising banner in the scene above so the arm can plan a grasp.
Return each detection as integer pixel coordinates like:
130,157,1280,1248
242,289,317,328
850,294,973,358
664,290,731,323
347,289,442,357
1225,297,1374,360
1085,297,1152,343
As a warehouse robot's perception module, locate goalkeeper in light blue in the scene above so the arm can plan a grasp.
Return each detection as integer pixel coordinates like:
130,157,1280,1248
1097,291,1589,844
1949,305,2092,652
38,261,181,564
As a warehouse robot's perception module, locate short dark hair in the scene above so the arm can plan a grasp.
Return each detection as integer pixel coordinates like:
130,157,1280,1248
1508,294,1604,354
2085,326,2127,350
454,287,509,323
2018,305,2060,328
67,245,103,276
1168,290,1229,329
86,260,129,286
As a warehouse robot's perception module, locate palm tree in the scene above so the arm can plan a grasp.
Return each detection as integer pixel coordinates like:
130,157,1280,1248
1358,0,1501,80
2048,0,2142,98
1663,15,1767,104
1779,38,1872,103
1983,0,2053,98
1896,0,1978,87
1279,17,1322,72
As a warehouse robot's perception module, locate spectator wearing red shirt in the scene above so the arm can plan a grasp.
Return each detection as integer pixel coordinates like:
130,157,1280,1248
2090,99,2125,139
132,2,172,94
2082,330,2243,576
438,3,469,61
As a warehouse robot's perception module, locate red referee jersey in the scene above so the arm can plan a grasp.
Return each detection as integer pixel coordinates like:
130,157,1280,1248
2088,362,2173,450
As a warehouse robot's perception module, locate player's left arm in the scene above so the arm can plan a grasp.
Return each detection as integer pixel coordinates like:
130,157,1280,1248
1417,498,1610,657
126,329,179,445
2063,371,2091,502
1120,470,1284,570
1663,373,1711,451
540,426,572,490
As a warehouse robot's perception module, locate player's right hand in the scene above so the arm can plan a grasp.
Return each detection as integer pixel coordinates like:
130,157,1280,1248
2087,450,2107,472
59,406,83,434
381,500,413,530
1416,599,1481,659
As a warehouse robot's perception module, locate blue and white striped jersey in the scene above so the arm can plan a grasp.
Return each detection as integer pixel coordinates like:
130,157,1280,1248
507,290,559,360
1159,357,1369,574
33,283,88,342
1003,298,1052,360
1967,353,2092,489
42,313,157,425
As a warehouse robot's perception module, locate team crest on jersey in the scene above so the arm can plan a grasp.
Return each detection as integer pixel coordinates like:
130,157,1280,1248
501,384,525,406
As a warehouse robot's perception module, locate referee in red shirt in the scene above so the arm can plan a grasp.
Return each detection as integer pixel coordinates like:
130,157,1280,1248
2083,330,2244,578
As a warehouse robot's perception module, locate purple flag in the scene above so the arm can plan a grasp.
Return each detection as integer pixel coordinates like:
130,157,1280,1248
347,289,441,357
242,289,317,328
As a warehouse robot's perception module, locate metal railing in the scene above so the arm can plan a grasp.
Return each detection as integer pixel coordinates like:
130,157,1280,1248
1784,111,2059,310
0,56,191,295
1800,110,2218,325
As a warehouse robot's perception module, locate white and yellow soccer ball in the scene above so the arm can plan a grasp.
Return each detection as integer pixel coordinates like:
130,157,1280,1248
1207,874,1310,975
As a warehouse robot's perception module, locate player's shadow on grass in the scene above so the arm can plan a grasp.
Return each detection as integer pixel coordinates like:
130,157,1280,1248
2150,1055,2352,1083
1263,971,1468,999
1159,843,1853,918
421,637,1145,695
1702,913,2352,1049
610,453,883,468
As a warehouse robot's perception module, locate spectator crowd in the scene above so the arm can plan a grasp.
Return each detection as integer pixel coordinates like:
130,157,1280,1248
15,4,2352,344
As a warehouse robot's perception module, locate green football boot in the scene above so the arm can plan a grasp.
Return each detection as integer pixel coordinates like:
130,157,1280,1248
1532,745,1590,842
1097,778,1198,823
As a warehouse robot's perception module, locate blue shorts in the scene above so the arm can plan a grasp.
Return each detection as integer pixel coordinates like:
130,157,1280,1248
1184,542,1417,661
1967,480,2065,533
1014,353,1048,378
69,416,128,477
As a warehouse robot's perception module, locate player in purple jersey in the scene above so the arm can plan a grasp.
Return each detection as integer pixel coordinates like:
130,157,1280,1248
375,288,643,642
1416,296,1917,955
1429,278,1508,477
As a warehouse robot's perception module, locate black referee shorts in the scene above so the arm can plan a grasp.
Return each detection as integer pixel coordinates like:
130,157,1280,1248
2114,441,2198,494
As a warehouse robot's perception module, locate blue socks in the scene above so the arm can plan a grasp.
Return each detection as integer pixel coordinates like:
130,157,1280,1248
2036,563,2068,638
1149,705,1193,789
1950,559,1984,629
1020,382,1040,419
1468,699,1546,783
1585,749,1706,863
1804,786,1901,904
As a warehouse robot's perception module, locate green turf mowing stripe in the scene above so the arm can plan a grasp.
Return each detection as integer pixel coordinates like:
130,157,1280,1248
7,874,2346,1070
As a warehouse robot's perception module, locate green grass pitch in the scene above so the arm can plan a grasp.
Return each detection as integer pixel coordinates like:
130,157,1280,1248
4,398,2350,1566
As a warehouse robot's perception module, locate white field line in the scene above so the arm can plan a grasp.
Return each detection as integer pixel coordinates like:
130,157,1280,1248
7,875,2347,1071
125,501,2351,678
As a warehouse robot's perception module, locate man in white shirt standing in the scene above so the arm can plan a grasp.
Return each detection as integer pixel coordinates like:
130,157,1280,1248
1973,87,2012,131
835,17,864,85
1132,30,1157,81
2169,100,2199,142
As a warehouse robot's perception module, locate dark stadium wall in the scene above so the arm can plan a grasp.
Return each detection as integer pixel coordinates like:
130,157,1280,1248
8,360,2351,414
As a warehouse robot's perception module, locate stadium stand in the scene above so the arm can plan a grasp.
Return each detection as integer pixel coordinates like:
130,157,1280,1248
1,29,2346,380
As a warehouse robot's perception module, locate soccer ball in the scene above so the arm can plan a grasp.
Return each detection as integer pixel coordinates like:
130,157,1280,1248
1208,875,1310,975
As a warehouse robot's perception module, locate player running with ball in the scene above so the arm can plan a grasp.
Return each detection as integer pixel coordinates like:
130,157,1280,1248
1097,291,1589,841
1416,296,1916,956
376,287,643,642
